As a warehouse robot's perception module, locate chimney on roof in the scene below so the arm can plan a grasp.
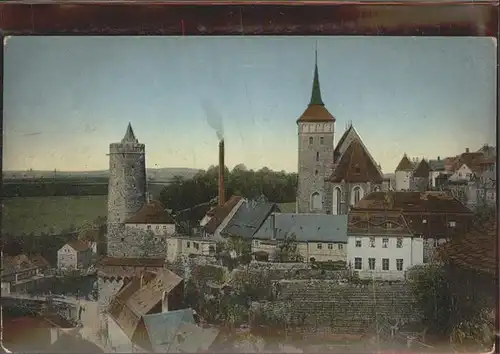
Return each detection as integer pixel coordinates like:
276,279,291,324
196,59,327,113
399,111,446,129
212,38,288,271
465,148,470,153
437,156,440,161
218,139,225,206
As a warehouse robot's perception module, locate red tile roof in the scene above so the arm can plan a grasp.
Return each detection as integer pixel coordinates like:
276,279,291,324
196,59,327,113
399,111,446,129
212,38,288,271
395,154,414,172
66,240,90,252
99,257,165,267
125,200,175,224
296,104,335,123
451,152,484,173
328,139,383,183
203,195,242,234
355,191,472,214
438,214,496,275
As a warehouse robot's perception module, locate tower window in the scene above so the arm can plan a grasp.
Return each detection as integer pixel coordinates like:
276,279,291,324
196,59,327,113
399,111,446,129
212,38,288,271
309,137,313,145
316,152,320,161
320,137,324,144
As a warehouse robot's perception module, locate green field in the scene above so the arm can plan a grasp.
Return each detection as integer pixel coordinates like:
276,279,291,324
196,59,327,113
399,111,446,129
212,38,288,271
2,196,108,236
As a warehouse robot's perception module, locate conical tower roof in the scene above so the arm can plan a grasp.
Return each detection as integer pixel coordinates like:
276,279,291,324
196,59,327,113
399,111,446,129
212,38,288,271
395,154,414,172
122,122,138,143
297,49,335,123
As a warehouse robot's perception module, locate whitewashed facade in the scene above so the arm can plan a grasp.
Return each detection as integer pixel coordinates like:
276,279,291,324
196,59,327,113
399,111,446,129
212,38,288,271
166,237,217,262
125,223,175,236
449,164,475,182
347,235,424,281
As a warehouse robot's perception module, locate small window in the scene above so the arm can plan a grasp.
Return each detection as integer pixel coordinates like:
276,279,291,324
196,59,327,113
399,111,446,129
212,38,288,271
355,239,362,248
382,258,389,271
186,241,191,248
338,243,343,250
316,152,320,161
309,137,313,145
315,170,319,176
163,225,167,229
382,238,389,248
354,257,362,270
147,225,152,230
396,237,403,248
320,137,324,144
327,244,333,249
156,225,160,230
121,237,125,242
448,221,456,228
368,258,375,270
193,242,199,250
369,237,375,248
317,243,322,249
396,259,404,271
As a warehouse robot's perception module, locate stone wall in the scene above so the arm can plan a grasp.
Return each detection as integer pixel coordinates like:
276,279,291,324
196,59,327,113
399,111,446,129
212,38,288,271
253,280,420,334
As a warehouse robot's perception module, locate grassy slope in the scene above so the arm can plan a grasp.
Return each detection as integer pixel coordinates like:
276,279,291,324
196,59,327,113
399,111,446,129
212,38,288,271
3,196,297,236
2,196,108,236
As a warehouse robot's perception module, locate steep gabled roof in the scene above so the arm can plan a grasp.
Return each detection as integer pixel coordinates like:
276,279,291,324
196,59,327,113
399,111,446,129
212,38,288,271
438,214,496,275
108,269,183,340
203,195,243,234
333,125,355,162
125,200,175,224
395,154,414,172
413,159,431,178
221,198,280,239
328,139,383,183
452,152,485,173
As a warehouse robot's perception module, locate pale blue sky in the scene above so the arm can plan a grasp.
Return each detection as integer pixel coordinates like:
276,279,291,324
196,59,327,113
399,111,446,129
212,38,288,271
3,36,496,173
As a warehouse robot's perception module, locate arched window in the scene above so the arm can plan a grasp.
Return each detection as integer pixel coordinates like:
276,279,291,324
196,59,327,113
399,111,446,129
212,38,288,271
353,186,362,205
309,137,313,145
335,188,342,215
311,192,321,210
374,186,380,192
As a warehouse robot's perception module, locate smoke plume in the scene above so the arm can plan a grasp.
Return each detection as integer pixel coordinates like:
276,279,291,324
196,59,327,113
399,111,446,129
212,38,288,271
201,100,224,141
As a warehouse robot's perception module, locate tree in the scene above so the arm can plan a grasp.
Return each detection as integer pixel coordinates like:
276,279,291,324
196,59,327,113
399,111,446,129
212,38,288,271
273,233,303,263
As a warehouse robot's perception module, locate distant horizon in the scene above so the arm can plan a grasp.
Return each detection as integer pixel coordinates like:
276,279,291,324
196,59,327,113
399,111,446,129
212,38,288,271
4,36,496,174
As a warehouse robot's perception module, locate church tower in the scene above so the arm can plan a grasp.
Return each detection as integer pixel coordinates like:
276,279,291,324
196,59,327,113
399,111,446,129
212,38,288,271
296,50,336,214
107,123,147,257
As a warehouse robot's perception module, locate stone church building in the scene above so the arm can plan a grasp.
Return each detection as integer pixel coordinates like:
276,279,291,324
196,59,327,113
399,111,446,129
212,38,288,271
296,52,384,215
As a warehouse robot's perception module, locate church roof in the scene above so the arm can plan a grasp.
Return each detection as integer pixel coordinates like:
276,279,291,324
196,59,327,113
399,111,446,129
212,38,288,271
413,159,431,178
395,154,414,172
333,125,354,161
297,50,335,123
122,122,139,143
328,139,384,184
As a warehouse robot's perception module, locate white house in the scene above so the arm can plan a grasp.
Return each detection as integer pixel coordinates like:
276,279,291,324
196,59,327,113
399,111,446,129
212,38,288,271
125,200,176,237
347,211,424,281
448,163,475,182
251,213,349,263
166,236,217,263
57,240,92,270
394,154,415,191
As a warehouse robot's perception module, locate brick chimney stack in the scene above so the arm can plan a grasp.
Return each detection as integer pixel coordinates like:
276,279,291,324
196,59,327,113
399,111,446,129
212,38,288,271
218,139,225,206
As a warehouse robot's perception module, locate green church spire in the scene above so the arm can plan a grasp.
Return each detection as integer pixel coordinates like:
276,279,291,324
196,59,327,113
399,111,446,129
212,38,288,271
309,48,324,106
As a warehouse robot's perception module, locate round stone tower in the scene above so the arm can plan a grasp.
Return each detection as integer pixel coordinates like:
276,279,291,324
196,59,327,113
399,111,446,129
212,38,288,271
107,123,147,258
